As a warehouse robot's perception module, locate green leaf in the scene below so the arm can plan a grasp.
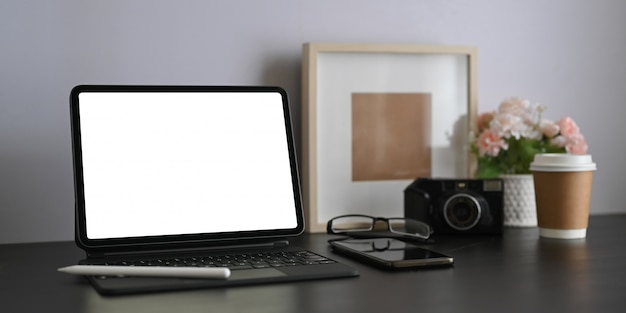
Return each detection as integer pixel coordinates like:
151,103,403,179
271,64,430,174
476,157,502,178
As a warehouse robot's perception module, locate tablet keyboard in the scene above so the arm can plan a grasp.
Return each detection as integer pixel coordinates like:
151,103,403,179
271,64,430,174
88,250,336,271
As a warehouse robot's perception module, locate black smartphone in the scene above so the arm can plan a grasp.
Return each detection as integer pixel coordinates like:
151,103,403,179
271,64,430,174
329,238,454,270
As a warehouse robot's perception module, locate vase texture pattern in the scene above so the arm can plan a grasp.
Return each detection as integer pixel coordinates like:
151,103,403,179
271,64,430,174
500,174,537,227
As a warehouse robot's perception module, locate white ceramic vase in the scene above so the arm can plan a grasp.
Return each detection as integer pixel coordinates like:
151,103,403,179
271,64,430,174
500,174,537,227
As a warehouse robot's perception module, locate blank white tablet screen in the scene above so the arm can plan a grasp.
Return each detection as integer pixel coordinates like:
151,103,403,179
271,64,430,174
77,91,298,239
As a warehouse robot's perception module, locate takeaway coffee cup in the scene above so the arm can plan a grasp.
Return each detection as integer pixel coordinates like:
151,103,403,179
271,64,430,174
529,154,596,239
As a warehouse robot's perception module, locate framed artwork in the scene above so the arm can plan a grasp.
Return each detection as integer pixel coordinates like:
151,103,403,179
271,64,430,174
301,43,477,232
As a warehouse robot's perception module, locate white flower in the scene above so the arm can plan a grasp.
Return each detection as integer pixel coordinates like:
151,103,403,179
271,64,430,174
520,123,542,140
490,113,525,139
540,119,560,138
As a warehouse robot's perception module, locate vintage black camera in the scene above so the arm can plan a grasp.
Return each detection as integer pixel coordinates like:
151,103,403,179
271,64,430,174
404,178,504,235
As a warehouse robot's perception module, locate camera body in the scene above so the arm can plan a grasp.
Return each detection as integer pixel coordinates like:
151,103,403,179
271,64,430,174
404,178,504,235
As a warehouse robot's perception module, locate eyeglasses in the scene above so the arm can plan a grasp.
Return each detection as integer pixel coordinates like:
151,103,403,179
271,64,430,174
326,214,433,242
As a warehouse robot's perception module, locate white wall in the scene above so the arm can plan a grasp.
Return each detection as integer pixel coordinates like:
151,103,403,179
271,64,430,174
1,0,625,244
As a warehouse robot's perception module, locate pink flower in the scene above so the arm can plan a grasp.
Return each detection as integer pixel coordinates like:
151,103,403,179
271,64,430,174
540,119,560,138
565,133,588,154
498,97,529,116
476,129,508,157
558,117,580,137
556,116,588,154
477,112,494,132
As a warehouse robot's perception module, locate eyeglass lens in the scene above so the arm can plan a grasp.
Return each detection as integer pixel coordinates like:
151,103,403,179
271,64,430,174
330,216,375,232
330,216,430,238
388,218,430,237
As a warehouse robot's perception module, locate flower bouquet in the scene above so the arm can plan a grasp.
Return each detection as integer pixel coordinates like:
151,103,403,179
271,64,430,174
472,97,588,178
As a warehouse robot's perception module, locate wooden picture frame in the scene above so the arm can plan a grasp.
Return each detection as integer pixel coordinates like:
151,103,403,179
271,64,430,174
301,43,477,232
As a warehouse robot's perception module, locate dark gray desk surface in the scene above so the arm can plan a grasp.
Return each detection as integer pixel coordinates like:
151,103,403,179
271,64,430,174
1,214,625,313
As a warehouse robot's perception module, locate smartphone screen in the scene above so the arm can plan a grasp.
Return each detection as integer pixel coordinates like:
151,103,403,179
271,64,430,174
330,238,454,269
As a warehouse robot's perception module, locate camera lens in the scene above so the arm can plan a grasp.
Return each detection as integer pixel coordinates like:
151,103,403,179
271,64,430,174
443,193,482,231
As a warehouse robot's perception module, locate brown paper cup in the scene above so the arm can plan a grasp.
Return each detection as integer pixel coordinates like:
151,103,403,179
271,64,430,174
530,154,596,239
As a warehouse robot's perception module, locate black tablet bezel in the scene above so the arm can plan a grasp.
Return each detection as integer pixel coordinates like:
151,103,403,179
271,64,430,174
69,85,305,254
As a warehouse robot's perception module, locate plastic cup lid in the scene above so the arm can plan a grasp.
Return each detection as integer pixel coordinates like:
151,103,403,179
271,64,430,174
529,153,596,172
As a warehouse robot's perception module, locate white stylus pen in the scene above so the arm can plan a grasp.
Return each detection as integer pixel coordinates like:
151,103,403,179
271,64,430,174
58,265,231,280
